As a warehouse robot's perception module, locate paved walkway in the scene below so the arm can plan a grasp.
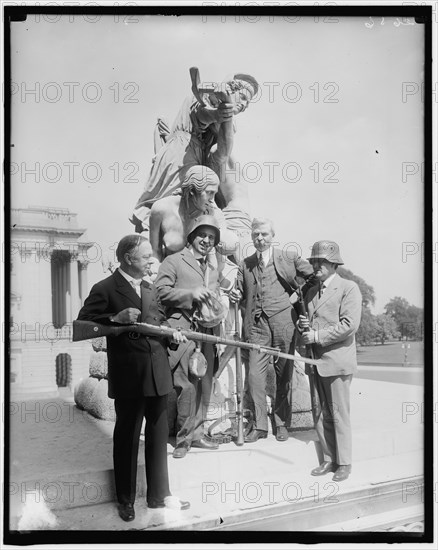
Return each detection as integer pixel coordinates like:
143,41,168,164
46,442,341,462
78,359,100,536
9,377,424,531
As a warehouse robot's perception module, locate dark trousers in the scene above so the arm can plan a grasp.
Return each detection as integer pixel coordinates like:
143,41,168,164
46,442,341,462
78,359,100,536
113,395,170,505
313,372,353,466
246,309,294,432
172,340,216,448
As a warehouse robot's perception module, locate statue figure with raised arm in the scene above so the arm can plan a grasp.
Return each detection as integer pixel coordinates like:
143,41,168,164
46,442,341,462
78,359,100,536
130,69,258,263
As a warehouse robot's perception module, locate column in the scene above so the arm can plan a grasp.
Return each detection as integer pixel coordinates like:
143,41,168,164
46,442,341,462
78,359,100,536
78,260,89,305
69,252,80,320
64,256,71,323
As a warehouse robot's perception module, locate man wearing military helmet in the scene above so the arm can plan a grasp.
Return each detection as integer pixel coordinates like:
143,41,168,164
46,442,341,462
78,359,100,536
297,240,362,482
155,215,226,458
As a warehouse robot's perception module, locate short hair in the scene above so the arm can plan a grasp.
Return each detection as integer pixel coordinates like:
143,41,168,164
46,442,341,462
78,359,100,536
251,217,275,236
116,234,149,263
181,165,219,197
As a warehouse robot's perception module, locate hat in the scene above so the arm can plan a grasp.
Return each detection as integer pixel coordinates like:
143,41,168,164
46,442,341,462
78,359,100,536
307,240,344,265
187,215,220,247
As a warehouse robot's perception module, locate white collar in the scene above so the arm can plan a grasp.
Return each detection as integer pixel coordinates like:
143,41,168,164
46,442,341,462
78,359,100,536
321,272,336,289
258,247,272,264
118,267,142,285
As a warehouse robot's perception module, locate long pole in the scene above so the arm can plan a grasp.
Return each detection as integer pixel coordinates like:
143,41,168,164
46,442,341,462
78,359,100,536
233,302,244,446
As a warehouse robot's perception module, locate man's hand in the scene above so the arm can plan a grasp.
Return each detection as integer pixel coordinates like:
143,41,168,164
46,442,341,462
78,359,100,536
215,102,234,123
192,287,214,303
111,308,141,324
301,330,317,345
228,287,242,304
297,315,310,332
172,330,188,344
298,315,317,344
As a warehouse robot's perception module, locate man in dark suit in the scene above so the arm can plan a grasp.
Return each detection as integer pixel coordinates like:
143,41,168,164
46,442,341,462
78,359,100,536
77,235,189,522
229,218,315,443
155,215,224,459
297,240,362,482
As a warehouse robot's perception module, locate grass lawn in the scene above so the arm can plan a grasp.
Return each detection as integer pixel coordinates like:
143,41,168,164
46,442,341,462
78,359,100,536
356,340,424,366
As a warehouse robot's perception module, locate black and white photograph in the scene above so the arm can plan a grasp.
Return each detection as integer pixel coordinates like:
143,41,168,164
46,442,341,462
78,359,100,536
2,1,435,547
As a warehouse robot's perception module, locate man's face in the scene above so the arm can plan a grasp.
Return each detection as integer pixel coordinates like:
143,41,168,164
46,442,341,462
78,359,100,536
127,241,152,278
191,226,216,256
252,224,274,252
310,258,336,282
145,257,160,282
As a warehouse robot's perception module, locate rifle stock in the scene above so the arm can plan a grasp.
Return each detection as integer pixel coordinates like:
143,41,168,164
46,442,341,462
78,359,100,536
296,287,324,462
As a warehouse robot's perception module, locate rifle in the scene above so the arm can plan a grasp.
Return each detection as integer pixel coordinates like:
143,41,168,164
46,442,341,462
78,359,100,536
72,320,320,366
296,286,323,463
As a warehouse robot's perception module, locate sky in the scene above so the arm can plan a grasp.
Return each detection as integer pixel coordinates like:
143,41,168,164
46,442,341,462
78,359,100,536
8,9,430,313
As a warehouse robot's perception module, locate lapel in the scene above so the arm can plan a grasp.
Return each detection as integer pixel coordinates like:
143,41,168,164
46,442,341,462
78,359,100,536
113,269,142,308
246,252,259,284
140,281,152,321
272,248,288,282
307,284,319,318
181,248,204,280
313,273,341,314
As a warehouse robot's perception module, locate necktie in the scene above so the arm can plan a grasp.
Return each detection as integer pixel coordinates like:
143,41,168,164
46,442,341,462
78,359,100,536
319,283,326,298
197,257,207,274
130,279,142,297
258,254,265,271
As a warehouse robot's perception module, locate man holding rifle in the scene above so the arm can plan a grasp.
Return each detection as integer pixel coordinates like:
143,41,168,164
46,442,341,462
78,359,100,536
229,218,315,443
297,240,362,482
77,235,189,522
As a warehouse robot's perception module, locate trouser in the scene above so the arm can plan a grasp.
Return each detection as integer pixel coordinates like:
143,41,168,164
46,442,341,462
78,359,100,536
172,339,216,448
246,309,294,432
113,395,170,505
313,372,353,465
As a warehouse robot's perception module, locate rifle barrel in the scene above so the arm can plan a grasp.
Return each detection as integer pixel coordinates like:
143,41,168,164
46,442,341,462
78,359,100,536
72,320,320,366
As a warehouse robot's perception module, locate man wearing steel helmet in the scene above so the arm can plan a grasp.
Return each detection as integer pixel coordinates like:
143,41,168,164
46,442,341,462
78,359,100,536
155,215,225,458
297,240,362,482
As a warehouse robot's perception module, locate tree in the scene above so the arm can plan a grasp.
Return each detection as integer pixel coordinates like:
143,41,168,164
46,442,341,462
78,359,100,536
385,296,423,340
338,267,375,308
356,308,378,346
374,314,400,345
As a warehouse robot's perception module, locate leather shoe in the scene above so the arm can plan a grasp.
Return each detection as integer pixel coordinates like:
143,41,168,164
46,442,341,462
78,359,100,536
118,502,135,522
244,429,268,443
311,461,337,476
191,438,219,450
148,496,191,510
173,445,189,458
332,465,351,482
275,426,289,442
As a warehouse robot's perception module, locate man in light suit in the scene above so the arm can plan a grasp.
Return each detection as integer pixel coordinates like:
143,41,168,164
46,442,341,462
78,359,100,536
77,235,189,522
297,240,362,482
155,215,223,458
229,218,315,443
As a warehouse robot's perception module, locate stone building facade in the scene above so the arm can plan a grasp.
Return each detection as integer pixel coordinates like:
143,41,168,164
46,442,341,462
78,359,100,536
10,206,94,400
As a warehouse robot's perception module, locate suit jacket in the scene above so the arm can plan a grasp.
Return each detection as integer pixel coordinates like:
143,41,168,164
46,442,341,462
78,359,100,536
155,248,220,328
155,248,221,366
77,270,173,399
305,273,362,377
236,247,314,338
